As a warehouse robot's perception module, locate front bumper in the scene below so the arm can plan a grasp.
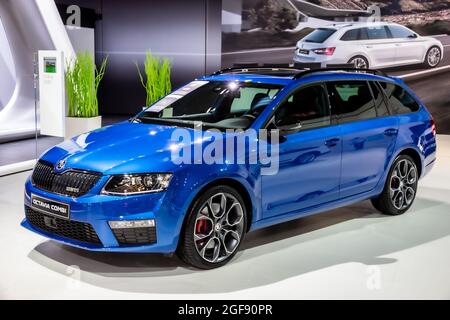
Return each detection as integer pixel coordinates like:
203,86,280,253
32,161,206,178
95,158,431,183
22,177,182,253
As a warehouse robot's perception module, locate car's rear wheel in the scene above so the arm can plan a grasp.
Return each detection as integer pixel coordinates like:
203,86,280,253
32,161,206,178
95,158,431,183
424,46,442,68
348,56,369,69
178,186,247,269
371,155,418,215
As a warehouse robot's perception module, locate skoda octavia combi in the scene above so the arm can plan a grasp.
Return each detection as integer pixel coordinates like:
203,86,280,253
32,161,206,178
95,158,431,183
294,22,443,69
22,67,437,269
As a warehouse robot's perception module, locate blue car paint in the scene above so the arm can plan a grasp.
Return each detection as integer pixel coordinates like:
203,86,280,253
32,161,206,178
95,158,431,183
22,71,437,253
261,123,342,218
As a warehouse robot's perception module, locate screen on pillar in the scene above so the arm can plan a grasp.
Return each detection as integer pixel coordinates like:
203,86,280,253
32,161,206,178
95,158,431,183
38,50,65,137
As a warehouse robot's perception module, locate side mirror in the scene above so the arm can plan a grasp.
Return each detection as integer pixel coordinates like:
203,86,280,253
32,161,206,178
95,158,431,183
408,33,418,39
264,121,288,144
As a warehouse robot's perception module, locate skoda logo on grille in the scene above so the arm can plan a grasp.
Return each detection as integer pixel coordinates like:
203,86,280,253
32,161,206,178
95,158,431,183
56,159,66,171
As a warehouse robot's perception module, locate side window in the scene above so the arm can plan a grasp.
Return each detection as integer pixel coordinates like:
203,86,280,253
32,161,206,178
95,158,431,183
369,81,389,117
367,26,390,40
382,83,420,115
341,29,359,41
328,81,377,124
359,28,369,40
388,25,416,39
341,28,368,41
274,85,330,131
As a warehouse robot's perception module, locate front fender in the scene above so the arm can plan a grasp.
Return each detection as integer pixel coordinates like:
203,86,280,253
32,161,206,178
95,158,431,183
164,163,259,248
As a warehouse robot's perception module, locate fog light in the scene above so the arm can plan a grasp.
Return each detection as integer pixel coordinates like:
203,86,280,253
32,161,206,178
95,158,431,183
108,219,155,229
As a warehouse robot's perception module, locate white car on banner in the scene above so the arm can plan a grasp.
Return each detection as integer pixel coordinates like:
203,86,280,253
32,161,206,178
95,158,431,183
294,22,444,69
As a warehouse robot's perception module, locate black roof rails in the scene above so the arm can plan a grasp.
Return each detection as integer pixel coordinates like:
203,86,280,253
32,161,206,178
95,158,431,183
293,67,388,79
210,64,304,76
210,65,388,79
210,63,322,76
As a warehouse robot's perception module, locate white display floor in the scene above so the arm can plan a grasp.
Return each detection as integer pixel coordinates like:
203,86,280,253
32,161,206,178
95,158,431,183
1,136,450,299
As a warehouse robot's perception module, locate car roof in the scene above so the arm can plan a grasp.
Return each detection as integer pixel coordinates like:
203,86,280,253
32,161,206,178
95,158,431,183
202,73,294,86
297,71,396,84
322,21,395,31
202,69,395,86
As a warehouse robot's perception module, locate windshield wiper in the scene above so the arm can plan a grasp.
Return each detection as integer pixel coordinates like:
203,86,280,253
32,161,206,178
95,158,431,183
137,116,198,127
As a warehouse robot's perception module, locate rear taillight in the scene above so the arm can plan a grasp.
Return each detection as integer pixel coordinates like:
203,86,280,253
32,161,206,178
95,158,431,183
430,117,436,137
312,47,336,56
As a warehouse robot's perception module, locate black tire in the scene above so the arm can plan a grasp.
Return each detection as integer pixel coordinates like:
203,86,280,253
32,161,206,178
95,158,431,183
348,56,369,69
177,185,247,269
423,46,442,68
371,155,419,216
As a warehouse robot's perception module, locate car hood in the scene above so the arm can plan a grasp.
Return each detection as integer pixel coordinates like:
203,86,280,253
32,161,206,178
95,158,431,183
40,121,216,175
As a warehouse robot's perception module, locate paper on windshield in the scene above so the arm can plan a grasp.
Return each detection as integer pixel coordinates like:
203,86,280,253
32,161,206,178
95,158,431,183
147,80,209,113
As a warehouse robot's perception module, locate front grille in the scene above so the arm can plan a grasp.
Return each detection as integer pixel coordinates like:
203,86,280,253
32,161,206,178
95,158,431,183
25,206,101,245
112,227,157,245
32,160,101,197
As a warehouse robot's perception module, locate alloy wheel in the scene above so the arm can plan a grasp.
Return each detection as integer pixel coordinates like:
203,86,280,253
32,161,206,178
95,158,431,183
389,159,417,210
193,192,245,263
350,57,368,69
427,47,441,67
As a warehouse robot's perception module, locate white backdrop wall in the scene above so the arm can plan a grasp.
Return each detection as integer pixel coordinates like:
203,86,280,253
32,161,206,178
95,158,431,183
0,0,74,143
0,19,15,111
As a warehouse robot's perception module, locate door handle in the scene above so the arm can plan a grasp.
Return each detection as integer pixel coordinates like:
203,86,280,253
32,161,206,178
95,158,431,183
384,128,398,136
325,138,340,147
366,45,373,49
395,43,402,47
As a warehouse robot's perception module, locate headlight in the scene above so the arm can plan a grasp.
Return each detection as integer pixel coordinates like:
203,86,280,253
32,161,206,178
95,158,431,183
102,173,172,195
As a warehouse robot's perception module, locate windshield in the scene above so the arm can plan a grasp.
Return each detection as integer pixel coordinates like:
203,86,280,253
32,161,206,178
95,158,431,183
136,81,283,129
303,28,336,43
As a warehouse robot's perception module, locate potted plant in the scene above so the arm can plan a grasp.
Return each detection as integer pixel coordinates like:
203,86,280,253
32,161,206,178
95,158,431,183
135,50,171,108
65,51,108,138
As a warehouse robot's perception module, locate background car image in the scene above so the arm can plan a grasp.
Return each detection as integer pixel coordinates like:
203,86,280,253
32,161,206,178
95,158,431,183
221,0,450,134
294,22,444,69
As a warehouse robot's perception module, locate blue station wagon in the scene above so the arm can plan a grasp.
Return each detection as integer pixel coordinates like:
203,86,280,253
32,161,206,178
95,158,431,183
22,67,437,269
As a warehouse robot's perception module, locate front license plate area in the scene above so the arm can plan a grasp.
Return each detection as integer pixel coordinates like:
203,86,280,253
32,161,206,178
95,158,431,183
31,194,70,220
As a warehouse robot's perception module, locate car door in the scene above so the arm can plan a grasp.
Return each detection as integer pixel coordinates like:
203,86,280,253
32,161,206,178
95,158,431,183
387,25,426,65
261,84,342,219
363,26,397,67
327,80,399,198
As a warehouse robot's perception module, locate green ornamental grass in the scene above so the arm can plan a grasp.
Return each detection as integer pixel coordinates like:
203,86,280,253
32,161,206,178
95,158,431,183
66,52,108,118
135,51,172,106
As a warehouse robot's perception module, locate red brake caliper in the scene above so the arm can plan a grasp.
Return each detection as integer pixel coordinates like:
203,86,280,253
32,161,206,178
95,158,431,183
196,219,207,234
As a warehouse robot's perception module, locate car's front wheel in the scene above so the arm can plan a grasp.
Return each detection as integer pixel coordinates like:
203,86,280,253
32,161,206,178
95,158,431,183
371,155,418,215
178,186,247,269
424,46,442,68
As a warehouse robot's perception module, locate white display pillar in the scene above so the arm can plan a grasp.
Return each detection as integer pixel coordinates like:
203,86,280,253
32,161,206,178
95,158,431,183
38,50,65,137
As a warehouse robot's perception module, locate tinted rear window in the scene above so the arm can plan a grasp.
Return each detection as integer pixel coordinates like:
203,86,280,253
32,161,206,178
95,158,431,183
369,82,389,117
328,81,377,124
341,28,369,41
341,29,359,41
304,28,336,43
381,83,420,115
